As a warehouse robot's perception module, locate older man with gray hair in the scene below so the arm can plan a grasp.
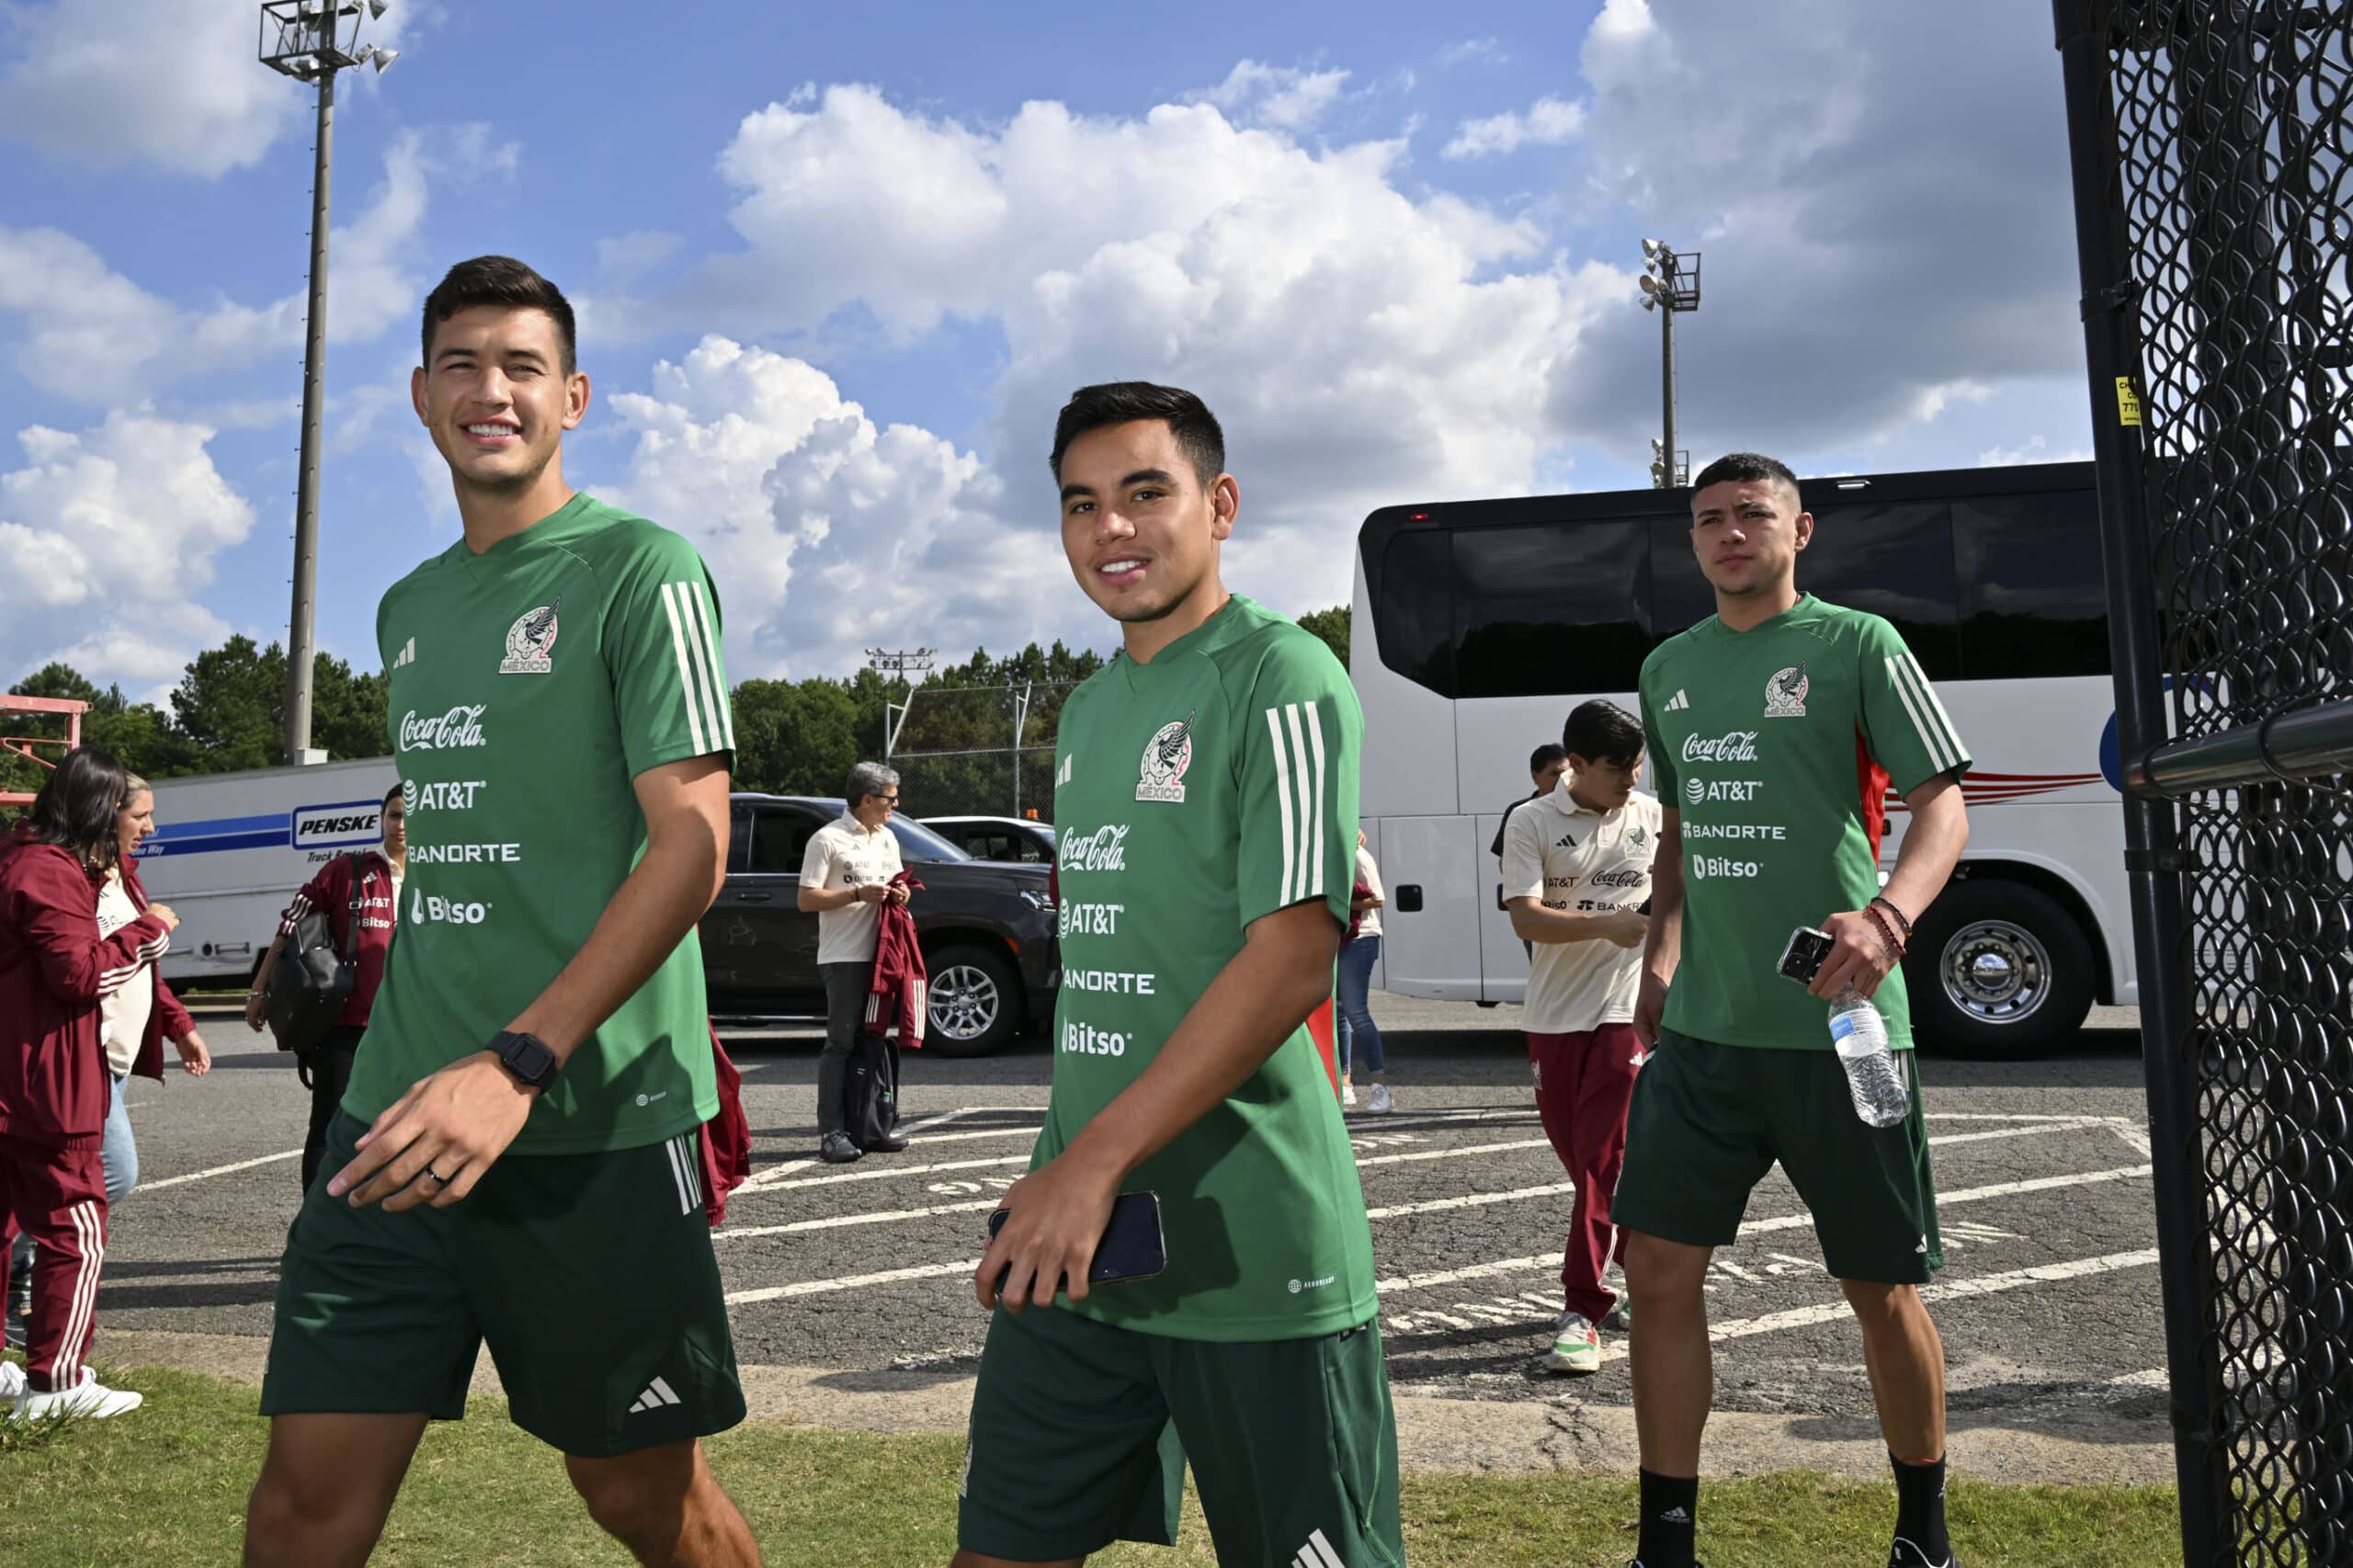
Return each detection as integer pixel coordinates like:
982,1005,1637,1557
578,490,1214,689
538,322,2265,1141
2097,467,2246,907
799,761,914,1164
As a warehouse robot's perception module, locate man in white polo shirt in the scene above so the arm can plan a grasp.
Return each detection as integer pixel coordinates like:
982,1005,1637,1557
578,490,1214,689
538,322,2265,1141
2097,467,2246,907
1502,699,1660,1374
799,760,912,1165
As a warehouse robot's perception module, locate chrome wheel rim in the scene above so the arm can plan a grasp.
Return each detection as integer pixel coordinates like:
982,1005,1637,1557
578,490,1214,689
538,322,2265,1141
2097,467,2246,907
929,964,1001,1042
1938,919,2054,1025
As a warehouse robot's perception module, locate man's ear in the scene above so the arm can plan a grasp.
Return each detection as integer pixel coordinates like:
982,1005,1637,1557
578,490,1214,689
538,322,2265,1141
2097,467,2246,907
1209,473,1239,541
411,366,430,425
1792,510,1814,551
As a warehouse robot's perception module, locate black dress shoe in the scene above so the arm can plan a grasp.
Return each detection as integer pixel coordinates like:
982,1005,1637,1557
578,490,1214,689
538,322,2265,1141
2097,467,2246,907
819,1131,863,1164
867,1131,910,1153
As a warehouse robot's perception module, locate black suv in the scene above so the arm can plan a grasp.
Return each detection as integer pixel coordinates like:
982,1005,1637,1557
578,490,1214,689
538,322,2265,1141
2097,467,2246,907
699,793,1058,1056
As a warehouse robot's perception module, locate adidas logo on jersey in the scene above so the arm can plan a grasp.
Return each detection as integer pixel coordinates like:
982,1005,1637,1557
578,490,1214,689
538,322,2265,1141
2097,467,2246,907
627,1376,683,1415
391,636,415,670
1664,688,1689,711
1056,755,1074,790
1555,832,1579,849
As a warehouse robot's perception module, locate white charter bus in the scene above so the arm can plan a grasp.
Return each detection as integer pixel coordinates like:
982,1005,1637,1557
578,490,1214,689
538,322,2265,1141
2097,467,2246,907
1352,460,2128,1056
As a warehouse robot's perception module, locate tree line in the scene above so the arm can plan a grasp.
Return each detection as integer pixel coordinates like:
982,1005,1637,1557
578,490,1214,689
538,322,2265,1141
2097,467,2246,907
4,607,1350,805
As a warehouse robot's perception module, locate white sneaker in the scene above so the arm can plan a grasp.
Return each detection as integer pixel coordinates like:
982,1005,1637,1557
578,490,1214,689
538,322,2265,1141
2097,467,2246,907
0,1360,22,1401
9,1366,142,1422
1366,1084,1393,1114
1542,1312,1601,1374
1341,1082,1358,1108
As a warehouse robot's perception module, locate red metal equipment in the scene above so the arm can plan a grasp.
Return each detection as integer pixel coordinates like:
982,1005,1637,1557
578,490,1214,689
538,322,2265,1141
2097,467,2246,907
0,694,89,808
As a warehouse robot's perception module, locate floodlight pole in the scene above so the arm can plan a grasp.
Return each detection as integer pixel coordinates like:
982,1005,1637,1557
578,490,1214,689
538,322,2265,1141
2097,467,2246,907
284,58,335,767
1659,301,1677,494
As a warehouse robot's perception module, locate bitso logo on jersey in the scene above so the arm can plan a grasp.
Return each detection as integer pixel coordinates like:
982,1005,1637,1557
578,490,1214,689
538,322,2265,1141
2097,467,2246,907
1136,710,1195,803
1765,662,1810,718
501,598,562,675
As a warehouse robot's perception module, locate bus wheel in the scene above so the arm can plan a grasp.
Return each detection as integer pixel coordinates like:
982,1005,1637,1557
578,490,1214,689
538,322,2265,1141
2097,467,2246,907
1903,879,2094,1059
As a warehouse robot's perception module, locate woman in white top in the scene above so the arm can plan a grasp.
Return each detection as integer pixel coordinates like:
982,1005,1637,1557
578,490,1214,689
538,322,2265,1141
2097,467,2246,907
1336,829,1391,1113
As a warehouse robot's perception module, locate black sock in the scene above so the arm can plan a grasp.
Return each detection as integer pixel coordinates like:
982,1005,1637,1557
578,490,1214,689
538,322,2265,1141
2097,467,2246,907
1891,1451,1951,1562
1636,1468,1699,1566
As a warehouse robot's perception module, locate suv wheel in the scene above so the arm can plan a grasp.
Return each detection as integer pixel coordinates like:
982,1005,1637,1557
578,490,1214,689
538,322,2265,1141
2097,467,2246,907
1902,878,2094,1059
926,943,1020,1058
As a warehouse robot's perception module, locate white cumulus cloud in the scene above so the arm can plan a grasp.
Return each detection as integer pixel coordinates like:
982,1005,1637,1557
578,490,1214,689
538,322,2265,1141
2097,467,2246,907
0,0,410,178
1441,96,1587,159
1193,60,1353,131
0,411,248,691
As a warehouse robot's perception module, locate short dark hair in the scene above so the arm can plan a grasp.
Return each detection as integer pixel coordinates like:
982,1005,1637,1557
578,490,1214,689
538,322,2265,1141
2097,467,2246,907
1049,382,1226,490
1690,451,1801,500
1529,744,1568,774
383,783,404,808
23,745,133,870
1563,700,1644,767
421,256,577,375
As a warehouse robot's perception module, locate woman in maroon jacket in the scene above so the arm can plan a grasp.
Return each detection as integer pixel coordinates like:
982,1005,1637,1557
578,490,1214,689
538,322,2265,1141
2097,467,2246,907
244,782,404,1191
4,770,211,1354
0,746,176,1418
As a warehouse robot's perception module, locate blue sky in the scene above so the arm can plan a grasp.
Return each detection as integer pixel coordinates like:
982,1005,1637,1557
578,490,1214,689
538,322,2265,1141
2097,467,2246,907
0,0,2092,699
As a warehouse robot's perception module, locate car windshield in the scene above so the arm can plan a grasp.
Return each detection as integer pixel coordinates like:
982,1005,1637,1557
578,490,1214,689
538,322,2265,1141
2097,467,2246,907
887,816,971,863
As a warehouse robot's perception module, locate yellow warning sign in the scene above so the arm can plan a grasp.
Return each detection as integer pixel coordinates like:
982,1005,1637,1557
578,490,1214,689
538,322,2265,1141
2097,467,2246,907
2116,377,2143,426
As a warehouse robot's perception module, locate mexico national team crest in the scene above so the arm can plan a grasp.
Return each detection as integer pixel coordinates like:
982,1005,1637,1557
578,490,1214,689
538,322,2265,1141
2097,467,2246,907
1765,662,1809,718
500,599,561,675
1137,712,1195,803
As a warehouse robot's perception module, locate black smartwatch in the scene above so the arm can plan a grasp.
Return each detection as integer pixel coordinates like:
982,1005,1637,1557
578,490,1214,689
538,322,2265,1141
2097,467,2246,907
488,1029,561,1092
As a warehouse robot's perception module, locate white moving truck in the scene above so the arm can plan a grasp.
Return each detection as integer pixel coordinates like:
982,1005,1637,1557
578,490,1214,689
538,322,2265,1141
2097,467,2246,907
134,756,399,988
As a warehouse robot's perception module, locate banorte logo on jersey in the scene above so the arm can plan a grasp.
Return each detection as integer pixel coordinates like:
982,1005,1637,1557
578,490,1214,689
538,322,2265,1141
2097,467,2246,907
1136,711,1195,804
398,705,488,752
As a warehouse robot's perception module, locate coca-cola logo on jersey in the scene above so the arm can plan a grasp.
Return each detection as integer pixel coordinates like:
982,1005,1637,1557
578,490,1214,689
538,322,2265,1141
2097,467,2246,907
1059,824,1130,872
398,705,489,752
1681,729,1758,764
1589,867,1647,888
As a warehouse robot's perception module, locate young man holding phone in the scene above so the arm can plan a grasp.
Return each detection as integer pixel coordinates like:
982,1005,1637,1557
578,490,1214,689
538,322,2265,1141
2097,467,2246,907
954,382,1402,1568
1620,452,1972,1568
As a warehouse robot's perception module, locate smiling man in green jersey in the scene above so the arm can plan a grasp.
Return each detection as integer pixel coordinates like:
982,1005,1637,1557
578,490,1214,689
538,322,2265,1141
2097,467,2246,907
1617,452,1972,1568
243,258,760,1568
953,384,1403,1568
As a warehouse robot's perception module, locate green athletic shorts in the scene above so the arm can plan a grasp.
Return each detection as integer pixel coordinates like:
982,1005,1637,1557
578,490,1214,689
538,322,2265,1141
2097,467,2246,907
957,1303,1405,1566
259,1111,746,1457
1613,1028,1945,1285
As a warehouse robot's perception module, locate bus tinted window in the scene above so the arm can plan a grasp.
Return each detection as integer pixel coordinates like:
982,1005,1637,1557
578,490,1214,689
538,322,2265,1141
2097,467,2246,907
1452,521,1650,698
1648,517,1718,640
1373,528,1456,695
1794,501,1962,680
1955,492,2112,679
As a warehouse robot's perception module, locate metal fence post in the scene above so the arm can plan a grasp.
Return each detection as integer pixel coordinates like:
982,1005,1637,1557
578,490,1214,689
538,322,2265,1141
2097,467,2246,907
2052,4,2230,1560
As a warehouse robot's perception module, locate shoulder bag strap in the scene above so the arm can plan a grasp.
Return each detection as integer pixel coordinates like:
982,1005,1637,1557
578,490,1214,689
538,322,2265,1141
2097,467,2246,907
339,853,367,962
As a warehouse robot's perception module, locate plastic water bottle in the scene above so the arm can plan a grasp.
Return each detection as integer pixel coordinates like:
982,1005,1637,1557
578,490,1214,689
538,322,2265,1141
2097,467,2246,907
1828,987,1909,1128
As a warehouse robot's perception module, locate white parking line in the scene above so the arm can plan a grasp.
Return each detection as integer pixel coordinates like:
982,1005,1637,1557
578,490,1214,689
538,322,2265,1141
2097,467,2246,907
1367,1183,1576,1221
1373,1164,2154,1296
719,1198,1004,1243
138,1149,303,1191
727,1259,977,1305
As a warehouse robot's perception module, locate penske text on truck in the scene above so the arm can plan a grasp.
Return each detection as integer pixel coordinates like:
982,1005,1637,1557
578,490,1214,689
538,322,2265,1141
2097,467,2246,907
133,756,399,987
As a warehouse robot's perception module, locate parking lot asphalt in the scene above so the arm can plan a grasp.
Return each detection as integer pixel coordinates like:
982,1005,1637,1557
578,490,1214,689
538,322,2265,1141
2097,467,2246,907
84,994,2170,1479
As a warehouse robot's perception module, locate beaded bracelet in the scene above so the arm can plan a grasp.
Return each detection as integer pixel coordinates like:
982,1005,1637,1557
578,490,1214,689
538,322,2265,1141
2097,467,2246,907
1863,903,1906,959
1870,895,1915,941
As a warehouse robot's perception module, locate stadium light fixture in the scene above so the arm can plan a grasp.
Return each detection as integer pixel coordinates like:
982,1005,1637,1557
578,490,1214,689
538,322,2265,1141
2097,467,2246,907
257,0,398,765
1638,237,1701,489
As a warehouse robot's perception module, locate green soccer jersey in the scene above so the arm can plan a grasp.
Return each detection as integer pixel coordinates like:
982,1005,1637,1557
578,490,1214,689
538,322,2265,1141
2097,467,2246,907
352,494,734,1155
1038,596,1376,1342
1638,595,1972,1051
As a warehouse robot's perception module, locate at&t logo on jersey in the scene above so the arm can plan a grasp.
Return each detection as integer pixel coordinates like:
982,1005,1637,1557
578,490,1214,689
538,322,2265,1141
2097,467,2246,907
399,705,488,751
1136,712,1194,803
1764,663,1809,718
410,887,494,926
500,599,561,675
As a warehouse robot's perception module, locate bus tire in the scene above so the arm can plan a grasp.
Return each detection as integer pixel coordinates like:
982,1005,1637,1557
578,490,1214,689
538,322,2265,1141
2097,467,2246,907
1902,878,2094,1059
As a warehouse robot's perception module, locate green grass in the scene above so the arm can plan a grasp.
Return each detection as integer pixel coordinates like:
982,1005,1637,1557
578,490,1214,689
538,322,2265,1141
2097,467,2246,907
0,1365,2179,1566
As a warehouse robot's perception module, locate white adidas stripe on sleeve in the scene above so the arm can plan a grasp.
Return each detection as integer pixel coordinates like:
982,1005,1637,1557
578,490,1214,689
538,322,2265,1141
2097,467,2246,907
1266,700,1335,905
1267,706,1300,906
659,584,709,757
1884,653,1964,773
684,580,735,752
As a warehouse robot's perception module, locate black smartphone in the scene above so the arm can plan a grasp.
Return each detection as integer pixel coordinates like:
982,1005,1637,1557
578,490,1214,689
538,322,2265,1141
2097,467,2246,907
988,1190,1166,1293
1778,925,1835,985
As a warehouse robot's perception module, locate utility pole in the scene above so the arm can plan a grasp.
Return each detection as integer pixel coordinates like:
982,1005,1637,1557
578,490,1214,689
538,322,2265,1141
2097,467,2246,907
1639,239,1702,487
866,647,936,757
258,1,398,765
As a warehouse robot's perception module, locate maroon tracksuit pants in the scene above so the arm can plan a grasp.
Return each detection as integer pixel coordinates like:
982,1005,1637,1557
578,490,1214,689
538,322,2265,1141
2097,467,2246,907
0,1136,108,1393
1529,1025,1643,1324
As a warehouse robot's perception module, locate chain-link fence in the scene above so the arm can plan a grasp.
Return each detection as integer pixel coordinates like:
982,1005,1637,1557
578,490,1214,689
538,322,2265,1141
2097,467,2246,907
2059,3,2353,1562
886,683,1076,822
